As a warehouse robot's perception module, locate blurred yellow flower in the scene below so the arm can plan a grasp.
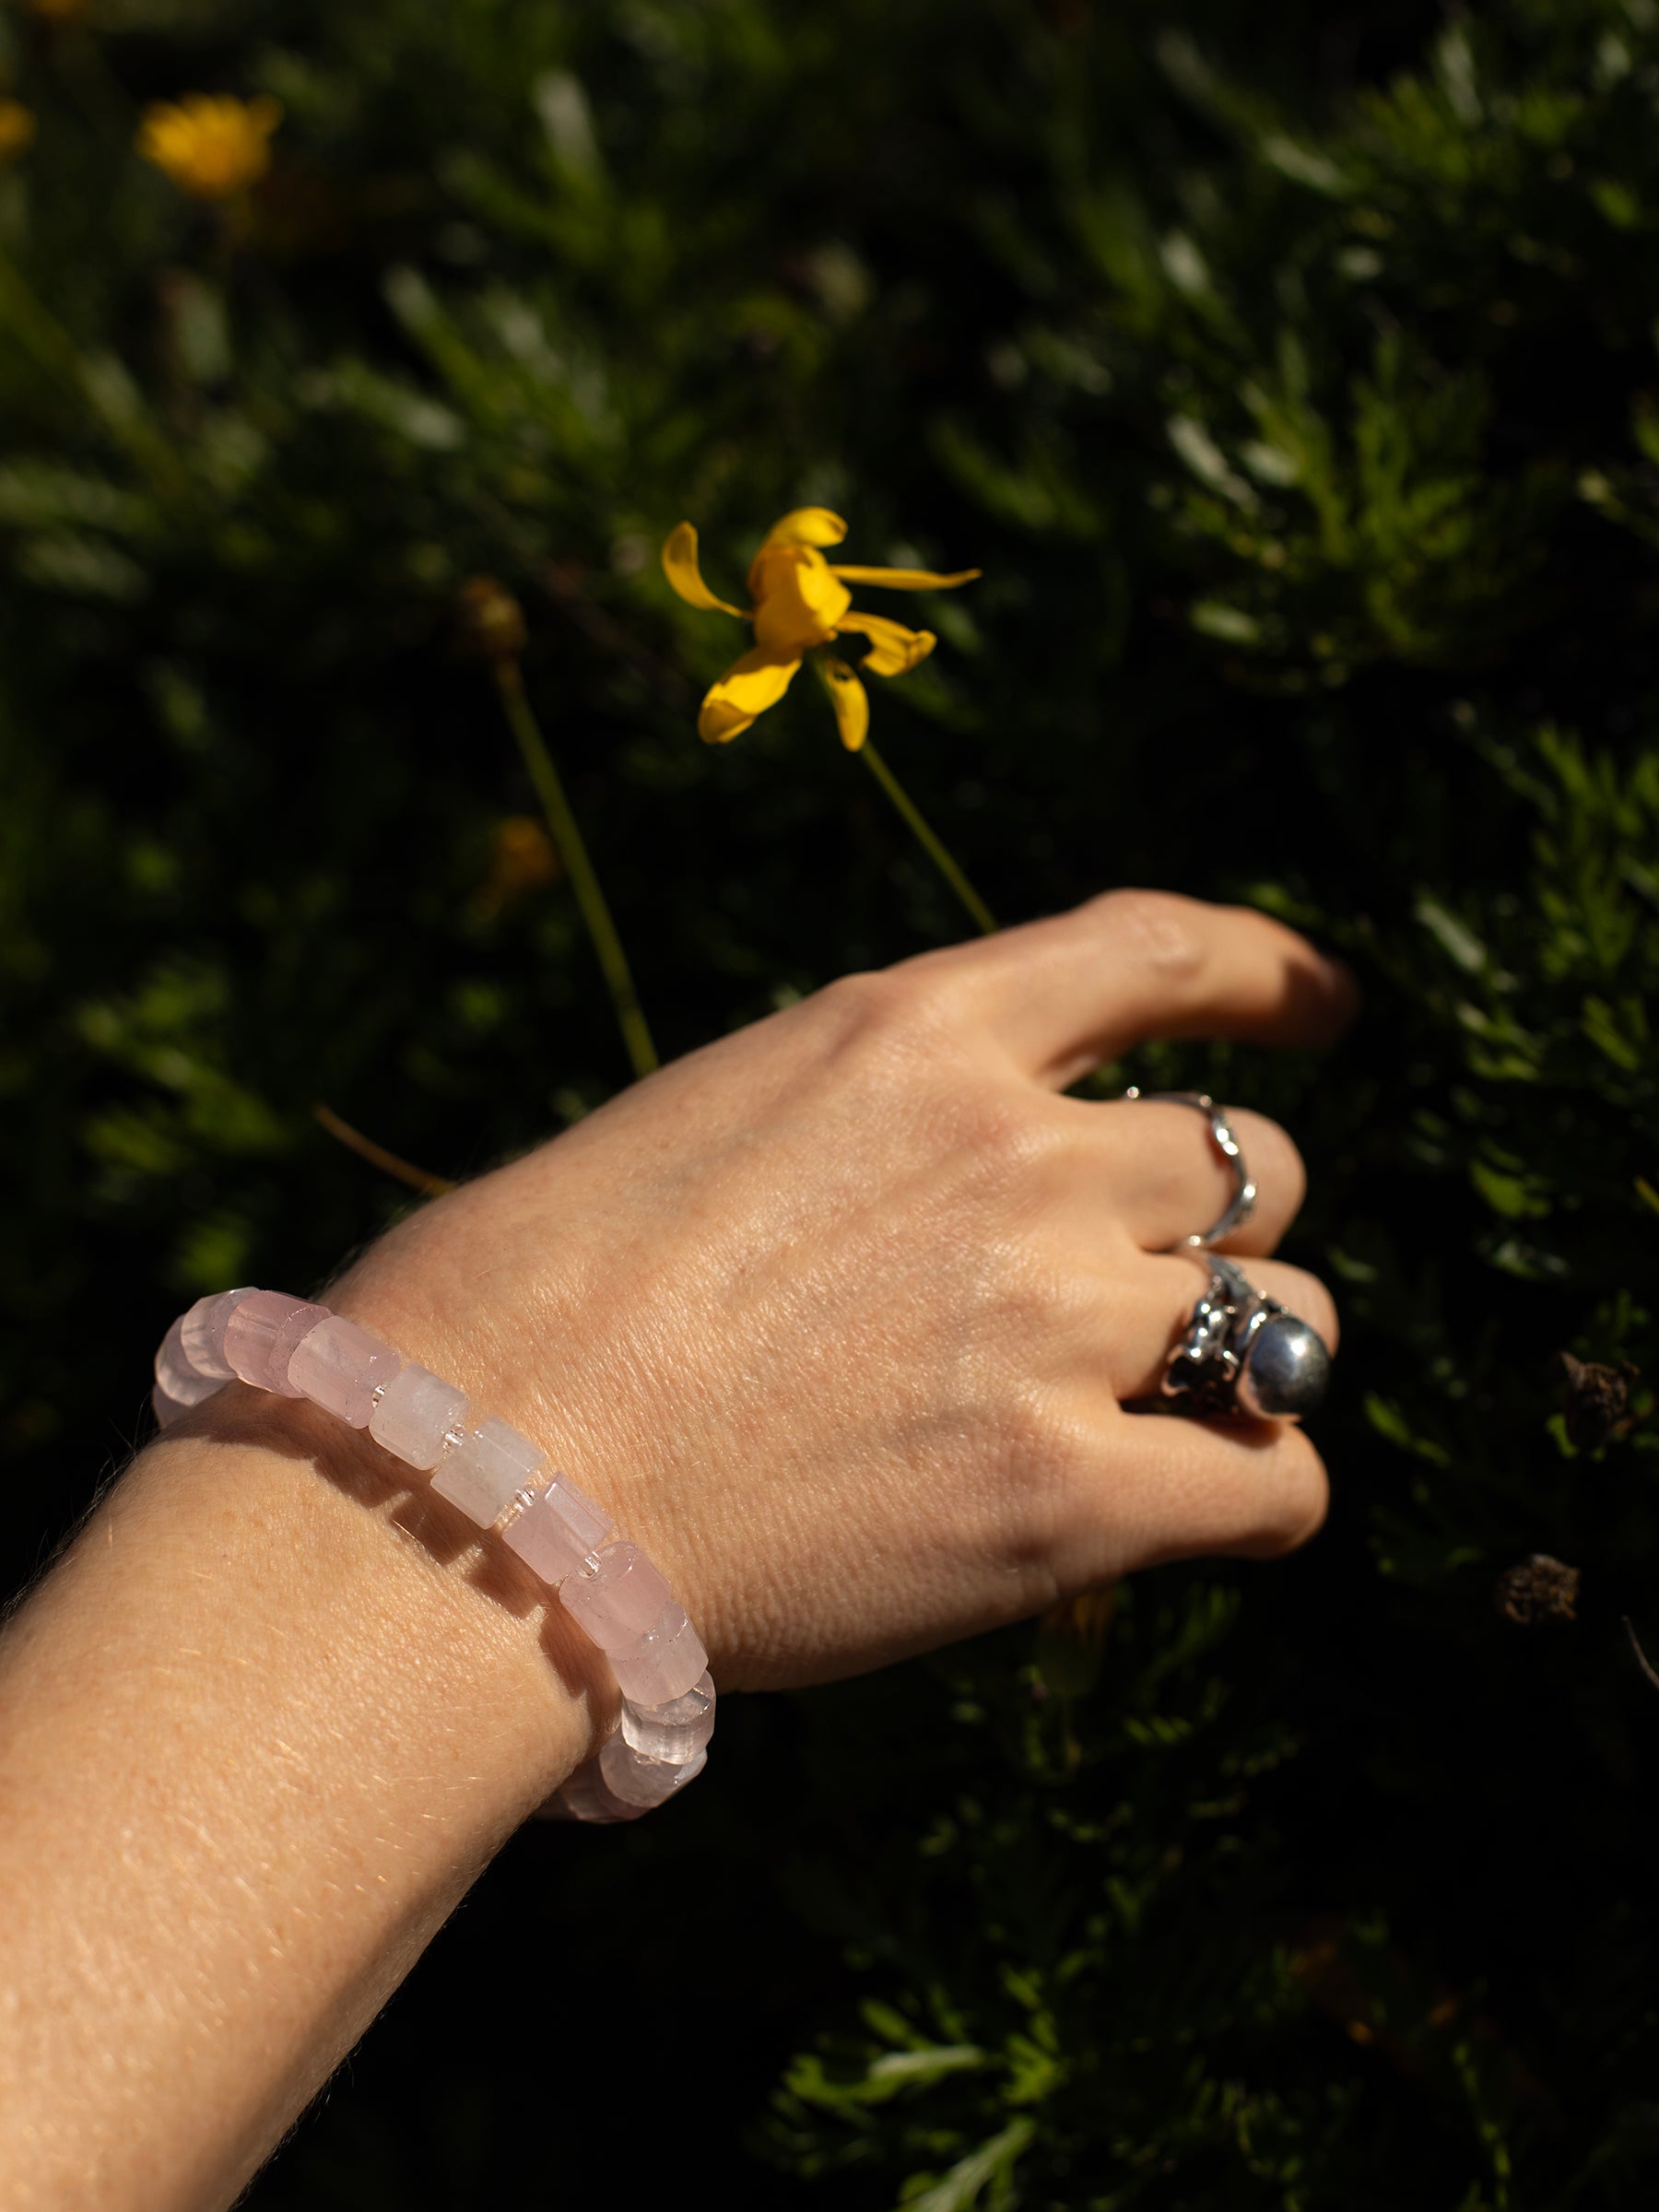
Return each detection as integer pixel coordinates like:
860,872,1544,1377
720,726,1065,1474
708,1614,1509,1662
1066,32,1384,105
136,93,281,202
662,508,978,750
0,100,36,165
25,0,90,18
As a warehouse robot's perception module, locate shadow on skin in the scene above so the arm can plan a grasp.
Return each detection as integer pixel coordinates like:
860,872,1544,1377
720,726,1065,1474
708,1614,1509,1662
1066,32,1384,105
178,1381,619,1757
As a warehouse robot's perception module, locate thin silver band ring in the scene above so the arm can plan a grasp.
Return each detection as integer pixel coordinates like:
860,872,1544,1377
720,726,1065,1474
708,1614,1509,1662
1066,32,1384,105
1123,1088,1257,1250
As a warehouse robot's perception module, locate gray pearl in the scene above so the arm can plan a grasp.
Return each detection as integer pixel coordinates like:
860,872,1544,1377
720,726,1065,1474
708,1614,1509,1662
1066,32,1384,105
1236,1313,1331,1421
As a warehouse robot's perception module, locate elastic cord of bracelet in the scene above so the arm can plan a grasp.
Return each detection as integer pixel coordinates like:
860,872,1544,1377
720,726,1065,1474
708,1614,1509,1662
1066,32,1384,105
152,1288,714,1824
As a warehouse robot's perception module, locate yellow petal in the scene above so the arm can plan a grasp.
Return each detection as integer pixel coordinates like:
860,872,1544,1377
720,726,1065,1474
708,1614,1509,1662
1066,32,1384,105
827,564,981,591
833,607,936,678
759,508,849,551
662,522,744,617
698,644,801,744
819,657,870,751
749,545,853,655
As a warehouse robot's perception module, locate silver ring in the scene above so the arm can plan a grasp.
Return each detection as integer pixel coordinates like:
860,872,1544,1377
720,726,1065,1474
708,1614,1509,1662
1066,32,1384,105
1161,1256,1330,1422
1124,1088,1257,1250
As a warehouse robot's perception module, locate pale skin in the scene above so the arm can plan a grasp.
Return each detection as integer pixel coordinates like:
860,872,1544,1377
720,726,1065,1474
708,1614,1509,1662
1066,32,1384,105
0,889,1352,2211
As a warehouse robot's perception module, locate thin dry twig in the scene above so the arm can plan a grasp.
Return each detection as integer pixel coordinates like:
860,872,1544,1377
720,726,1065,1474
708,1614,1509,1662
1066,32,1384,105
312,1102,454,1197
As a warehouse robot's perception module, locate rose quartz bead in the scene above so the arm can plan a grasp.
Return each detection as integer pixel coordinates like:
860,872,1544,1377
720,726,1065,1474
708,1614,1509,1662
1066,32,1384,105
222,1291,320,1394
286,1315,402,1427
558,1542,672,1653
430,1416,544,1526
610,1604,709,1707
177,1288,256,1381
155,1318,229,1407
599,1734,707,1807
256,1301,332,1396
619,1671,716,1764
501,1473,616,1587
370,1363,469,1470
152,1380,202,1429
551,1763,645,1824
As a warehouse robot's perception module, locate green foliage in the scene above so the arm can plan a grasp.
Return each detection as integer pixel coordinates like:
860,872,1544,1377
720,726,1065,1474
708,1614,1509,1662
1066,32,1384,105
4,0,1659,2204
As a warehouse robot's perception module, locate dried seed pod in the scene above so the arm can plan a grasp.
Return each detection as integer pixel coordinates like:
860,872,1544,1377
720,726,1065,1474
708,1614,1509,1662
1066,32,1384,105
1494,1554,1580,1627
1552,1352,1639,1452
456,574,528,663
1034,1588,1116,1700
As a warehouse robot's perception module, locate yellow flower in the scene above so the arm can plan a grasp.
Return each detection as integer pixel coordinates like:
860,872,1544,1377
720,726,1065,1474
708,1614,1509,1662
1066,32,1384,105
136,93,282,203
26,0,90,18
662,507,979,750
0,100,36,166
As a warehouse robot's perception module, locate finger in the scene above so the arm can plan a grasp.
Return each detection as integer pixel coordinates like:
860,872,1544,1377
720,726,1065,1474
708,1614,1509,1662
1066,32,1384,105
907,888,1357,1089
1093,1407,1331,1575
1105,1249,1339,1404
1072,1096,1308,1258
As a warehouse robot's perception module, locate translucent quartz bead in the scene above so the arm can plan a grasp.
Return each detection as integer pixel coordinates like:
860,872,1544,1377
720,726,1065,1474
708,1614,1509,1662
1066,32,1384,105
610,1605,709,1707
599,1734,707,1808
178,1288,256,1382
155,1318,229,1408
558,1542,672,1653
501,1473,617,1587
151,1380,198,1430
370,1363,469,1471
430,1416,544,1527
287,1315,402,1428
554,1763,644,1824
619,1671,716,1764
222,1291,322,1394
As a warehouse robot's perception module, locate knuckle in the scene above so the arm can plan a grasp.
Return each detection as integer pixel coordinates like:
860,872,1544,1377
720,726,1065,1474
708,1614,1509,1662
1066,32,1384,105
811,969,947,1081
982,1241,1089,1339
957,1092,1067,1184
817,967,921,1035
1087,888,1206,978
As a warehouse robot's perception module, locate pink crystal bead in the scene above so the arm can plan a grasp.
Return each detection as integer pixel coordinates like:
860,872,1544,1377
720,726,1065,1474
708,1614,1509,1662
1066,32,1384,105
619,1671,716,1764
286,1315,402,1427
430,1416,544,1527
370,1363,469,1470
178,1288,256,1382
259,1300,332,1396
155,1318,229,1408
151,1381,195,1430
558,1542,672,1653
222,1291,321,1394
501,1472,616,1587
599,1734,707,1808
610,1604,709,1707
551,1764,645,1824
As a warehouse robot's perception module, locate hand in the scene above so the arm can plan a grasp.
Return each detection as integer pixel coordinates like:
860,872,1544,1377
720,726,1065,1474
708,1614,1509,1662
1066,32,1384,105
337,890,1352,1693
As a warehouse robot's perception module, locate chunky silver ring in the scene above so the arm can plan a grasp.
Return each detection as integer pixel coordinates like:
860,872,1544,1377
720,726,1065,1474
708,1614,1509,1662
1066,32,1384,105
1124,1088,1256,1250
1162,1256,1330,1422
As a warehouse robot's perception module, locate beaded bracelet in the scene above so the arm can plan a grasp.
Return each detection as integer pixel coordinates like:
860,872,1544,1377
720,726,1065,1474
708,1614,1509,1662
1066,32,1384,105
151,1288,715,1824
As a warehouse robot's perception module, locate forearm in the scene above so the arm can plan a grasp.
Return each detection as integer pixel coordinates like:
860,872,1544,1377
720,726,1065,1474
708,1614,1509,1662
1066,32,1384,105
0,1390,597,2212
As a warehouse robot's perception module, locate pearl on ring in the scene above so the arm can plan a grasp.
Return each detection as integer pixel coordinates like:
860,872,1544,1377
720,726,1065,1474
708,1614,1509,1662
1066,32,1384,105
1235,1312,1331,1422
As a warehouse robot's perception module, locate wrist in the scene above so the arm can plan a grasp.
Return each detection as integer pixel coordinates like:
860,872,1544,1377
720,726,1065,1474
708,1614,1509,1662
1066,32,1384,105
152,1383,606,1822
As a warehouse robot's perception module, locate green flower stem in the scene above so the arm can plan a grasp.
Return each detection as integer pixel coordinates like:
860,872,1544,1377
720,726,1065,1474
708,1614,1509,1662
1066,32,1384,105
492,661,660,1080
859,736,996,936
